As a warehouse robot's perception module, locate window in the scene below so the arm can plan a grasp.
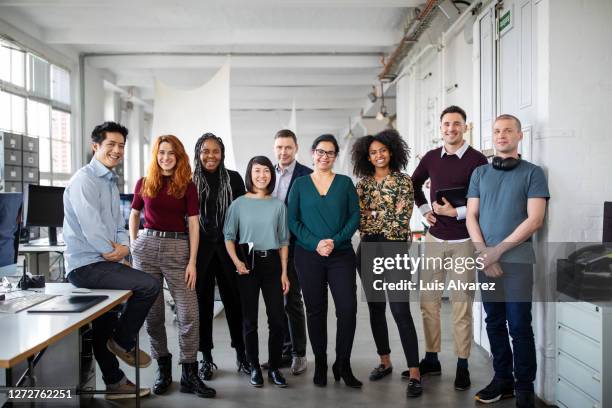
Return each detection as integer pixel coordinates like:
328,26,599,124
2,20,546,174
27,54,50,99
1,39,72,185
27,99,50,138
51,109,71,175
0,42,25,87
51,65,70,105
0,91,26,134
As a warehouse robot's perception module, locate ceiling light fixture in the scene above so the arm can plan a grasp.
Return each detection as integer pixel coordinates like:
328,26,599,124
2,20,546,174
367,85,377,103
376,82,388,121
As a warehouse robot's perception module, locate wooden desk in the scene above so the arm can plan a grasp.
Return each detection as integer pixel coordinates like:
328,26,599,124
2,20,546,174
0,283,130,369
0,283,136,406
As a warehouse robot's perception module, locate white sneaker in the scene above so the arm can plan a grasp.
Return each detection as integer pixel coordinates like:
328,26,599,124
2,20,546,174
106,379,151,400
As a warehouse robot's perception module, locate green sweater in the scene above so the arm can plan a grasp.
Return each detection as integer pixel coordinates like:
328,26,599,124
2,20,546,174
223,196,289,250
287,174,360,252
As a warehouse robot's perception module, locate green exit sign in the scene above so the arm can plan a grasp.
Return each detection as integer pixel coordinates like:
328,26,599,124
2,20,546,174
499,9,511,34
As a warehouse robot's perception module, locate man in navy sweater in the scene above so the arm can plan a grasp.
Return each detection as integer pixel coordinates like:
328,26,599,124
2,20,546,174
411,106,487,391
269,129,312,375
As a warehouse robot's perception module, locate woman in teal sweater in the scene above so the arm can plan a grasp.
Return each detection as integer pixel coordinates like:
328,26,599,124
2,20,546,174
287,134,361,388
224,156,290,389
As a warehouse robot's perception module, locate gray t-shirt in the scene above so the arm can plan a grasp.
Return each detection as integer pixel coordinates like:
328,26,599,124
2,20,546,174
467,160,550,263
223,195,290,250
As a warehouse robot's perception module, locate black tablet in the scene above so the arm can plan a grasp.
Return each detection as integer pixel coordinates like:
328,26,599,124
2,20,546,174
27,295,109,313
435,187,468,208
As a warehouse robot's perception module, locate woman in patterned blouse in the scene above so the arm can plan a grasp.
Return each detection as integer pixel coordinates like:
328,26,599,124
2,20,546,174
351,129,422,398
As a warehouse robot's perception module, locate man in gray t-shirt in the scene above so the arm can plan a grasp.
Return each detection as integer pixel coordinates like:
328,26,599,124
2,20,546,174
466,114,549,408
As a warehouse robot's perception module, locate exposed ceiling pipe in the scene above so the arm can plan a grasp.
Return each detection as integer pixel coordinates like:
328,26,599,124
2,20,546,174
378,0,441,82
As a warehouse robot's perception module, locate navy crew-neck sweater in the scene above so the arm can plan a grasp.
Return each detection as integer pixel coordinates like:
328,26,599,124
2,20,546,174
411,145,487,240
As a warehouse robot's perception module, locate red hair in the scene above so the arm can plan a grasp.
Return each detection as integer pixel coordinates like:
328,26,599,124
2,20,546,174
141,135,192,199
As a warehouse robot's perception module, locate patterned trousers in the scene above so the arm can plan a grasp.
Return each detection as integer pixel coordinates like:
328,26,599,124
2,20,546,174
132,233,200,363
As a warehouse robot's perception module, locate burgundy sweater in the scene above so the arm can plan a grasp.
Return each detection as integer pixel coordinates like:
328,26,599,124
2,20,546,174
411,145,487,240
132,177,199,232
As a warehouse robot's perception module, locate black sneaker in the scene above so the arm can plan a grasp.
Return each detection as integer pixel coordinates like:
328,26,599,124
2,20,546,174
454,366,471,390
406,378,423,398
198,360,217,381
369,364,393,381
515,391,535,408
475,379,514,404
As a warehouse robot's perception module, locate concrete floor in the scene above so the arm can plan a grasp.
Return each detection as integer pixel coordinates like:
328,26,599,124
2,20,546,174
86,293,530,408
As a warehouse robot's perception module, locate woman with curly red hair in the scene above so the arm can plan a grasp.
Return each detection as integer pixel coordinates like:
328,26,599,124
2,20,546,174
129,135,215,399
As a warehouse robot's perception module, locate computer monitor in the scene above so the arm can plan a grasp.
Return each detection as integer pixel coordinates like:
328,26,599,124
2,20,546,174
604,202,612,244
119,193,144,230
0,193,22,277
23,184,64,246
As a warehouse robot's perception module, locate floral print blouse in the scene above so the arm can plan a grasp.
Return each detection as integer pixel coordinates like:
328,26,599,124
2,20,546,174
356,172,414,241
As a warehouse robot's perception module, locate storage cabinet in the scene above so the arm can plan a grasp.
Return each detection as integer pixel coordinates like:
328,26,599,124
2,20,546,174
556,299,612,408
0,131,39,192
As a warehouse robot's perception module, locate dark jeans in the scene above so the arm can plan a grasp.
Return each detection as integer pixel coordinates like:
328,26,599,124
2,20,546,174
281,255,307,357
357,237,419,367
67,261,161,385
479,262,536,392
236,250,285,370
196,241,245,355
294,246,357,360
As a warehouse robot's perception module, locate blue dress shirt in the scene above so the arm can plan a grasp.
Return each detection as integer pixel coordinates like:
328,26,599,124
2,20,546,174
63,158,129,273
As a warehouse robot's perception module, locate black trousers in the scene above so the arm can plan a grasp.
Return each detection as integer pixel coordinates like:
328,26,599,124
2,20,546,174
68,261,161,385
356,236,419,367
196,240,245,355
294,246,357,360
281,254,307,357
236,250,285,370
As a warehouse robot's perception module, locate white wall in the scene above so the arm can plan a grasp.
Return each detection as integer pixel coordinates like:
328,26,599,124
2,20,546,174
535,0,612,399
83,64,116,161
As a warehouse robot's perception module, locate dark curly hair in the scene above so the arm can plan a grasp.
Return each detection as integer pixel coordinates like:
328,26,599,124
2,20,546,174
351,129,410,178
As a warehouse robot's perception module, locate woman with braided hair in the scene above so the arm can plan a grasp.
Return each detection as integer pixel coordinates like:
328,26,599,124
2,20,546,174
193,133,249,381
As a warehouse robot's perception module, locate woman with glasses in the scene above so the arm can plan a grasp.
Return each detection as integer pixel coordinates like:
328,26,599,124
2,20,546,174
224,156,291,388
287,134,362,388
352,129,422,398
130,135,215,398
192,133,249,381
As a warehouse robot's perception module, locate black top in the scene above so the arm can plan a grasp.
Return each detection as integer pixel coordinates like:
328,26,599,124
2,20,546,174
199,168,246,243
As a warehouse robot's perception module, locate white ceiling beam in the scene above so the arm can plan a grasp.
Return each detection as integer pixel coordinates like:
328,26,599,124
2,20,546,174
231,86,369,100
232,98,363,110
232,109,357,120
0,0,420,8
86,55,381,70
115,71,378,88
44,28,400,47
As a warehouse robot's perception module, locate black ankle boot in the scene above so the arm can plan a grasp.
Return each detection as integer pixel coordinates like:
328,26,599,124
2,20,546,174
313,354,327,387
332,358,362,388
153,354,172,395
180,362,216,398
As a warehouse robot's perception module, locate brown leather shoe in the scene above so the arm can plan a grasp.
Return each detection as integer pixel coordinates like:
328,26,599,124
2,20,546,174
106,338,152,368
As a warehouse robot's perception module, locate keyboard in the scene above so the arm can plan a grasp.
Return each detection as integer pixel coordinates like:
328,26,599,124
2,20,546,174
0,292,57,314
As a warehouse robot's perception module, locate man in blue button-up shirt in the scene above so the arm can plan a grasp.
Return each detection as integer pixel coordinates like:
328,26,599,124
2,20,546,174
64,122,160,399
